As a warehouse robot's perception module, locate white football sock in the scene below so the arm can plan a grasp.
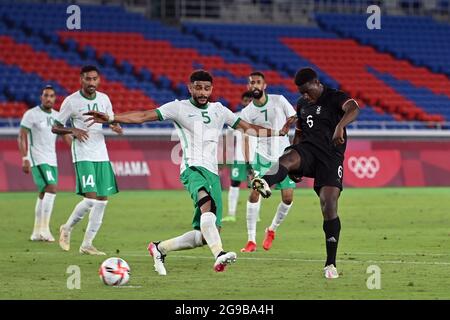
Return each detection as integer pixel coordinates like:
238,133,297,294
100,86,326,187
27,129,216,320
200,212,223,258
64,198,96,230
41,193,56,233
269,201,292,231
227,186,240,216
158,230,203,254
256,196,261,221
32,197,42,235
246,201,259,242
82,200,107,247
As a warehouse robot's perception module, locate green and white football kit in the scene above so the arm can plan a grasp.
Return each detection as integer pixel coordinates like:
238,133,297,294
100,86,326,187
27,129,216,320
150,98,239,274
20,106,59,241
56,90,118,255
239,94,296,249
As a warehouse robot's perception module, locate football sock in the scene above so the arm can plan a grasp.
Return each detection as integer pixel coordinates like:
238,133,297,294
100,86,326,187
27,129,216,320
33,197,43,235
65,198,96,230
158,230,203,254
82,200,107,247
263,164,289,187
41,193,56,234
323,217,341,267
256,197,261,221
246,200,259,242
200,212,223,258
269,201,292,231
228,186,240,216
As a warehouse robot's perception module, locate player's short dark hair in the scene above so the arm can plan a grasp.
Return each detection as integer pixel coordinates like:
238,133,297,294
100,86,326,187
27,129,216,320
241,91,253,99
190,70,213,83
42,85,55,94
294,67,318,87
249,71,265,79
80,65,100,76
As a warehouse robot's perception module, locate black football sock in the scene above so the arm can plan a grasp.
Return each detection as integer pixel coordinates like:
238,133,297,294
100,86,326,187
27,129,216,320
323,217,341,267
262,164,289,186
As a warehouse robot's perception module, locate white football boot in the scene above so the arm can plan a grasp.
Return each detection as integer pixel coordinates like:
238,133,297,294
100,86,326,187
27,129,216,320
251,177,272,198
79,245,106,255
40,229,55,242
214,251,237,272
59,225,71,251
324,264,339,279
148,241,167,276
30,232,42,241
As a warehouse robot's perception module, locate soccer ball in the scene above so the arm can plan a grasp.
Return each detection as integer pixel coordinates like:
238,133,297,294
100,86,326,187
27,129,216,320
99,257,131,286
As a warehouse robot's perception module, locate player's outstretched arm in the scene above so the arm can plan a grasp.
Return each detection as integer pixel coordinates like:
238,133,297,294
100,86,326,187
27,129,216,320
52,123,89,142
84,110,159,126
281,115,297,137
333,99,360,145
235,120,287,137
61,133,73,146
293,121,302,145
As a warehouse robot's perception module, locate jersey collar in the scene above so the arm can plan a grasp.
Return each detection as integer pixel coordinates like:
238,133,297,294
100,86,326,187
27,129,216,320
39,105,52,114
253,93,269,108
189,97,208,110
79,90,97,100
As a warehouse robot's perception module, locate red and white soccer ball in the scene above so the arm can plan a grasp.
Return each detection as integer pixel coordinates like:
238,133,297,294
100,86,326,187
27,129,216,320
99,257,131,286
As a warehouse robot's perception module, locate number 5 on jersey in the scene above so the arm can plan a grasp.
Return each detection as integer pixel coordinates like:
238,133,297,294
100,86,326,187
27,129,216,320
201,111,211,124
82,174,95,188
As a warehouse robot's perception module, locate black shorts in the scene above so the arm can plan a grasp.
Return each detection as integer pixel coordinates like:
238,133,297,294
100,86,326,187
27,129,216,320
285,142,344,196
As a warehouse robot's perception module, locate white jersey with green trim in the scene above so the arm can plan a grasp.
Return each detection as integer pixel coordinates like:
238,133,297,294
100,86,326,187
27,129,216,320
233,127,246,163
20,106,59,167
239,94,296,162
230,111,257,163
56,90,113,163
156,99,240,175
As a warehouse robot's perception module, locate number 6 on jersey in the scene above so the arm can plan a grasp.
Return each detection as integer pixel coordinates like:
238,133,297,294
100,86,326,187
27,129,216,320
306,115,314,128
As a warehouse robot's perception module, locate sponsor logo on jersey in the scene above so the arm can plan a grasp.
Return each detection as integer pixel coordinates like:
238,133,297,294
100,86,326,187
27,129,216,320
316,106,322,115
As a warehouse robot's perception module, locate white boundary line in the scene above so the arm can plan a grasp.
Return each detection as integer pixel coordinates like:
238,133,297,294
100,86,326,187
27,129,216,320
14,251,450,266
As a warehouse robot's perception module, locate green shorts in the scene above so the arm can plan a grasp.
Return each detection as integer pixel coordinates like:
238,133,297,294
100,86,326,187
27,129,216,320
251,153,296,190
74,161,118,197
230,161,248,182
31,164,58,192
180,166,223,230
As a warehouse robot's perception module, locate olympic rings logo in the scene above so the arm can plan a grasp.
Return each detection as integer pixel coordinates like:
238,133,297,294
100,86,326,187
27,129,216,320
348,156,380,179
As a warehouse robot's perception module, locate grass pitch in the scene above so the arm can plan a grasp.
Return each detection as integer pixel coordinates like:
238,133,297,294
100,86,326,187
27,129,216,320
0,187,449,300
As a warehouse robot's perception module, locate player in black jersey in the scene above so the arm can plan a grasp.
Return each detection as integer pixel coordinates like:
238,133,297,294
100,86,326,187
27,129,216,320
251,67,360,278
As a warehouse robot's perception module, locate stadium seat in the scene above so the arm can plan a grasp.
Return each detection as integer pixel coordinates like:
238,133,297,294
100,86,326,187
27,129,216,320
0,2,448,129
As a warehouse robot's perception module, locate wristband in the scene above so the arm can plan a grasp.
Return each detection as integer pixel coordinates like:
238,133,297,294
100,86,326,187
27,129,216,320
22,156,29,162
107,114,115,124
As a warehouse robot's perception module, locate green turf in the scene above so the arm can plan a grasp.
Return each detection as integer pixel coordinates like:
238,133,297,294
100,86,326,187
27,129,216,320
0,187,449,300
